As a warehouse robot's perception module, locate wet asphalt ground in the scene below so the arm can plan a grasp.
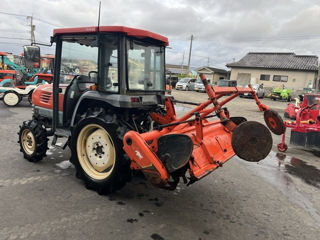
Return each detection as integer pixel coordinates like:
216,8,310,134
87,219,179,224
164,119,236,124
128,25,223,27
0,90,319,240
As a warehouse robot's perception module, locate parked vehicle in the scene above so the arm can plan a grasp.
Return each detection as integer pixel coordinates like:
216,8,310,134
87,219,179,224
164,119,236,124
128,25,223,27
240,84,265,98
1,85,37,106
0,72,52,101
187,78,199,91
271,85,292,102
175,78,196,90
18,25,279,195
194,79,205,92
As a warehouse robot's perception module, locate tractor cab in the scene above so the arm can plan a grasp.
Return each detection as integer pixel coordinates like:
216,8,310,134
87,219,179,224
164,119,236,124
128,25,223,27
32,26,168,130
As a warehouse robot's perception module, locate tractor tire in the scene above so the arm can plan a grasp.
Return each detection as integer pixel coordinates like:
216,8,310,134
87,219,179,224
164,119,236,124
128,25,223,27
18,120,48,162
71,108,131,194
3,91,20,107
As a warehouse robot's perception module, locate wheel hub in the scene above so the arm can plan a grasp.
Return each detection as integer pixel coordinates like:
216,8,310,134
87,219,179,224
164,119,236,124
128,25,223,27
21,129,35,155
92,142,105,156
84,128,114,173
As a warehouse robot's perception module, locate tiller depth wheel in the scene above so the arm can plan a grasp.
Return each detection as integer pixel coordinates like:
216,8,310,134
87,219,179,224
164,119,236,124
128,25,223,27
264,109,285,135
231,121,272,162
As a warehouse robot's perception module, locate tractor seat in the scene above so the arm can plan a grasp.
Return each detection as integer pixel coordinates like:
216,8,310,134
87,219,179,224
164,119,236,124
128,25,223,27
25,76,38,85
63,75,95,127
77,75,95,91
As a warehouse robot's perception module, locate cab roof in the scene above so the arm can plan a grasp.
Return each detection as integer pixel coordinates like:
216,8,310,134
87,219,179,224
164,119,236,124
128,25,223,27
53,26,169,46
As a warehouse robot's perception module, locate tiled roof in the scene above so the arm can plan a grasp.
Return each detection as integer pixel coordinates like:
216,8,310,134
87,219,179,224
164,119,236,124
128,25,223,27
226,52,318,71
197,66,228,74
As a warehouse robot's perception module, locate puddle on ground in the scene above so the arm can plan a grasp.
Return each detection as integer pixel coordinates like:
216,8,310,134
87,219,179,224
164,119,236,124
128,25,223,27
258,152,320,189
239,151,320,226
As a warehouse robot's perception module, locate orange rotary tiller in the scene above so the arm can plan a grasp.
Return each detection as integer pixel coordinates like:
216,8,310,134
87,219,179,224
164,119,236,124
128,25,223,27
123,74,283,189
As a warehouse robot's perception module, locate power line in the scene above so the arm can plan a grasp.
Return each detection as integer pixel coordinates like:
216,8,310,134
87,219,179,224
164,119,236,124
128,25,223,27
0,11,61,27
0,10,27,18
33,17,62,27
0,36,30,40
0,41,29,45
0,29,28,34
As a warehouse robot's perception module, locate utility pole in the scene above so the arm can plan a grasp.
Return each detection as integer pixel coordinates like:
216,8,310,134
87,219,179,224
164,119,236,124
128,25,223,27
187,34,193,71
27,16,36,44
180,51,185,74
207,57,210,66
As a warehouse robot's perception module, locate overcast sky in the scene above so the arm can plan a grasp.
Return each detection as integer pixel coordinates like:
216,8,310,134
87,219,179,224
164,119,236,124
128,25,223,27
1,0,320,69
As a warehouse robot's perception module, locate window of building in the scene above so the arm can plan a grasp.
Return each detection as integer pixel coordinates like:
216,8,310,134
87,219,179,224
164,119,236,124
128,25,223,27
260,74,270,81
273,75,288,82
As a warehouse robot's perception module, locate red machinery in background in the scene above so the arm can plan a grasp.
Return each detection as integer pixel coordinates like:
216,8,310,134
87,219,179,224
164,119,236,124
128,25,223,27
284,93,320,119
278,100,320,152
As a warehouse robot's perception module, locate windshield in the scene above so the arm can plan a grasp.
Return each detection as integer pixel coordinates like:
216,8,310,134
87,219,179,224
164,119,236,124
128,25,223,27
127,39,165,91
179,78,190,83
60,35,98,84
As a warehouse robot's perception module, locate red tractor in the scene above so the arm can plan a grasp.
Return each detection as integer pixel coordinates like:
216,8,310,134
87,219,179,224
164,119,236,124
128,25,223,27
18,26,284,194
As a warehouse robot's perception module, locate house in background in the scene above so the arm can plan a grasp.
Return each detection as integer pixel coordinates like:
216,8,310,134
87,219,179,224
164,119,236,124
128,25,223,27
196,66,228,84
226,52,319,95
166,64,189,76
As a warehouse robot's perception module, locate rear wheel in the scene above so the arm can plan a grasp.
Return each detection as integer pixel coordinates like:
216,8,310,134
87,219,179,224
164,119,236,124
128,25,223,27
71,108,131,194
18,120,48,162
3,91,20,107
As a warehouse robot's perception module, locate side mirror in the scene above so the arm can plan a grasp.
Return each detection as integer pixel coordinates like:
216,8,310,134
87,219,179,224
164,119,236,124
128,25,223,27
88,71,98,83
23,45,40,70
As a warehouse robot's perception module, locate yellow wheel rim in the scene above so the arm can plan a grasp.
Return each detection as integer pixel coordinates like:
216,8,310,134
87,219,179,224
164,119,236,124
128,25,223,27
21,129,36,155
77,124,116,180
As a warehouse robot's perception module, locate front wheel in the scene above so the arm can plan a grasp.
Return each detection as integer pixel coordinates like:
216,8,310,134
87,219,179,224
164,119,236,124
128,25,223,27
3,91,20,107
71,108,131,194
18,120,48,162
